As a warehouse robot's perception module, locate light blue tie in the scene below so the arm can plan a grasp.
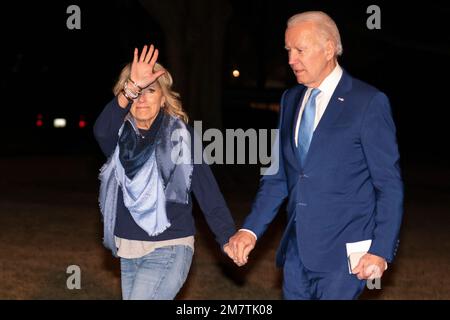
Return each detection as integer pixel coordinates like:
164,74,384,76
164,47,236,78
298,88,321,166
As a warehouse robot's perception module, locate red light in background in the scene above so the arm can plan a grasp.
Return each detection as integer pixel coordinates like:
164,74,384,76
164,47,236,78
78,120,86,128
36,114,43,127
79,115,87,128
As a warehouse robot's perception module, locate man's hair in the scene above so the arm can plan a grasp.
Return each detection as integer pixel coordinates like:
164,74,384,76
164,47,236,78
287,11,343,56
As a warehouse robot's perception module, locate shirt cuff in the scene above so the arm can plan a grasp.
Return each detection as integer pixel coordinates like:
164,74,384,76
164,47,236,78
239,229,257,241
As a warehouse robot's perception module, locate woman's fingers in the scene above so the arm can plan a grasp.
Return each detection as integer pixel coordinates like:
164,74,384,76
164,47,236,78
139,45,148,62
149,48,159,67
144,44,154,63
133,48,138,64
136,44,157,65
132,44,162,86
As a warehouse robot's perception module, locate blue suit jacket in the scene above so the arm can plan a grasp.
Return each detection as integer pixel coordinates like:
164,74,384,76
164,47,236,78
243,71,404,272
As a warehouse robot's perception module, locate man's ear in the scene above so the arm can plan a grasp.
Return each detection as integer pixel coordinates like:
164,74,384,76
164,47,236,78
325,39,335,61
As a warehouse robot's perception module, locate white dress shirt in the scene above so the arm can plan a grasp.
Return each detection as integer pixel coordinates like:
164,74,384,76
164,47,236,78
294,64,343,146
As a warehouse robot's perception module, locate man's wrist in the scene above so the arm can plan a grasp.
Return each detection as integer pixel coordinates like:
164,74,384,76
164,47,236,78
239,228,257,241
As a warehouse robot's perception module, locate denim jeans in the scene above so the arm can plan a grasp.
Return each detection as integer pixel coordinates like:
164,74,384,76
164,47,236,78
120,245,194,300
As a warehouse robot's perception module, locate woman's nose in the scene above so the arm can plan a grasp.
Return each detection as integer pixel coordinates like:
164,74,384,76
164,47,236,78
137,93,146,103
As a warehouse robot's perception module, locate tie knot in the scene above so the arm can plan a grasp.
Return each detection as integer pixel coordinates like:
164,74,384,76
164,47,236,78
310,88,321,100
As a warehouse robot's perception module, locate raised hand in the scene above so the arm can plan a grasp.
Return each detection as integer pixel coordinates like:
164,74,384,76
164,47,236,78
130,44,165,89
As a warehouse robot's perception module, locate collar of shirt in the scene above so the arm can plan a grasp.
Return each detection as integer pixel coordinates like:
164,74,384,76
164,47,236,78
295,64,343,146
317,63,343,100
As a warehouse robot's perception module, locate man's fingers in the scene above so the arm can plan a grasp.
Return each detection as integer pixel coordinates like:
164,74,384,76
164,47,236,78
223,244,234,259
352,258,364,275
354,259,372,280
351,263,361,274
242,245,254,263
227,232,256,266
235,241,245,264
238,244,254,265
365,264,383,279
229,237,240,258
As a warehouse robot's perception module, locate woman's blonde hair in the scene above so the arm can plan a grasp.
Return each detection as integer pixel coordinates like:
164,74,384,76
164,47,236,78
113,62,189,123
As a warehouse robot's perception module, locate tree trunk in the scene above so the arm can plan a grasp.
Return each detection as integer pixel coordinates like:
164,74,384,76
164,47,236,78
139,0,231,129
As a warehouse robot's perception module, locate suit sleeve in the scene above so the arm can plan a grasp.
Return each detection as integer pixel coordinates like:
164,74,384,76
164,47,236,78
361,92,404,263
242,90,289,239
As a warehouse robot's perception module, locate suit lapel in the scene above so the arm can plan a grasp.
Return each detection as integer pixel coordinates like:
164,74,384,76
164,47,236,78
289,86,307,168
303,71,353,169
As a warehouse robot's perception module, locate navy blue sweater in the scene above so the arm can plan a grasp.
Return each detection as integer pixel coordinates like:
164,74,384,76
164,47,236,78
93,98,236,247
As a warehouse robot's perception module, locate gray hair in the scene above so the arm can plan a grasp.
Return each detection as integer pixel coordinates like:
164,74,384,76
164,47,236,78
287,11,343,56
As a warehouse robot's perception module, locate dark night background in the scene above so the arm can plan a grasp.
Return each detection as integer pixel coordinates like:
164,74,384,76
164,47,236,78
0,0,449,300
2,0,450,165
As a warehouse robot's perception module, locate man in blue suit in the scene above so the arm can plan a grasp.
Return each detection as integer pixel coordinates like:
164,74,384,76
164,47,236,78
227,11,404,299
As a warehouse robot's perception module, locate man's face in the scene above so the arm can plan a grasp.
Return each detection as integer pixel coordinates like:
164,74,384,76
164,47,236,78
285,21,335,88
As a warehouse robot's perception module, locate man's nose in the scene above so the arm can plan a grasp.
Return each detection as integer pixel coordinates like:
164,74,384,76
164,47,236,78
288,51,297,66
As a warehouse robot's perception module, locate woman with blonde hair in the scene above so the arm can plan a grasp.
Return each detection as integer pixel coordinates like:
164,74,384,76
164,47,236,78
94,44,235,300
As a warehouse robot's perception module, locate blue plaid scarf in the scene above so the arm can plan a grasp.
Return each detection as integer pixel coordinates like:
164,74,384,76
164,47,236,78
98,112,193,256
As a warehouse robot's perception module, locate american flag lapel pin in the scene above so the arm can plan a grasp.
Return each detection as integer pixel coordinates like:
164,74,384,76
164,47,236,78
338,97,344,102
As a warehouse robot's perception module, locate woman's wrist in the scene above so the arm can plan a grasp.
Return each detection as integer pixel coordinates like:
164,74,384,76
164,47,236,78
117,91,131,108
128,77,145,91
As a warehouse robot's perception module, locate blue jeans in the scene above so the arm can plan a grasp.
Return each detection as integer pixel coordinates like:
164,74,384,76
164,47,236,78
120,245,194,300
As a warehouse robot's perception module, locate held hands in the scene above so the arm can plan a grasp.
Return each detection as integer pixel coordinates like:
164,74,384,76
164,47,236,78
224,231,257,267
130,44,165,89
352,253,387,280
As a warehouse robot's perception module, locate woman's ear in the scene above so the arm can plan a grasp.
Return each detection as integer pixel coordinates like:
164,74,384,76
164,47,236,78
161,96,166,108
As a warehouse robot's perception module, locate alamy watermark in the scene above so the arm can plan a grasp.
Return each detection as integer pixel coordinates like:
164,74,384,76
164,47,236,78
170,121,280,176
365,264,383,290
66,5,81,30
66,265,81,290
367,278,382,290
367,5,381,30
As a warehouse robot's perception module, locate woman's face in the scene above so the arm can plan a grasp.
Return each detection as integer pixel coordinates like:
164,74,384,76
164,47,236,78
130,82,166,129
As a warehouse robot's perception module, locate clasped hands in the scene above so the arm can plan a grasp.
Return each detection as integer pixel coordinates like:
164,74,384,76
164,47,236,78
223,231,256,267
224,231,387,280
